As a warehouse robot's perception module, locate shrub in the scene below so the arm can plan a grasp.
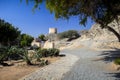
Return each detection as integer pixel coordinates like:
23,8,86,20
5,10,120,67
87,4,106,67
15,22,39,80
8,46,23,60
38,34,47,41
34,49,42,61
48,48,60,57
53,48,60,56
0,46,24,65
0,47,9,64
37,48,60,57
19,49,33,65
40,49,49,57
58,30,80,41
114,58,120,65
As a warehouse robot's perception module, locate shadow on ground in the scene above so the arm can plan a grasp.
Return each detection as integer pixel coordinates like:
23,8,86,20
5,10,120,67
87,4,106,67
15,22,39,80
98,49,120,63
106,72,120,80
96,49,120,79
59,54,66,57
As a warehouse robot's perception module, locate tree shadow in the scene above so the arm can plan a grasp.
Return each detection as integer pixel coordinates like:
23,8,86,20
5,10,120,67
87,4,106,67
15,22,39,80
95,49,120,79
98,49,120,63
59,54,66,57
104,72,120,80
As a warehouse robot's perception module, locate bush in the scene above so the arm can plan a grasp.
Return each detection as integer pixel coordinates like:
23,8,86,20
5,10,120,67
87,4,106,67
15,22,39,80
37,48,60,57
38,34,47,41
0,46,58,66
34,49,42,61
39,49,49,57
114,58,120,65
48,48,60,57
58,30,80,41
19,49,33,65
8,46,23,60
0,46,25,65
0,47,9,64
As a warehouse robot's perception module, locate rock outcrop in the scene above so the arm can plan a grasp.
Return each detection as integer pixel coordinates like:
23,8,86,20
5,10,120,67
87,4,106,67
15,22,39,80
79,19,120,49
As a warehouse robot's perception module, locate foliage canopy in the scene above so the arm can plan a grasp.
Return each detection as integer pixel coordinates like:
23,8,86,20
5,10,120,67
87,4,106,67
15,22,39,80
20,34,34,47
38,34,46,41
58,30,80,41
30,0,120,26
0,19,21,46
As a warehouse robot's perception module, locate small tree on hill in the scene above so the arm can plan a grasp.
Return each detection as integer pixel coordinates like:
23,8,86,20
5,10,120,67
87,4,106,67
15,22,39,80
58,30,80,41
38,34,46,41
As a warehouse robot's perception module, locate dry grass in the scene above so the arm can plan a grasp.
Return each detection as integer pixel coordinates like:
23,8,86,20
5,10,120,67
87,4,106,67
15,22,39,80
0,57,60,80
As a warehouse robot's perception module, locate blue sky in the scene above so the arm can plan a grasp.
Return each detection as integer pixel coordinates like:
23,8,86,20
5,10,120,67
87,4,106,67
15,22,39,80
0,0,94,37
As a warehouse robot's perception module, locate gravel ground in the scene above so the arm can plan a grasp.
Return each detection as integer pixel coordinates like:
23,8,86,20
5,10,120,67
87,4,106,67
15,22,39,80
61,48,116,80
19,54,79,80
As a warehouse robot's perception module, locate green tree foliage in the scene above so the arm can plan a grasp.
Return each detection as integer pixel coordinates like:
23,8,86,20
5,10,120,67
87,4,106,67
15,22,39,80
0,19,21,46
58,30,80,41
38,34,46,41
20,34,34,47
45,0,120,26
0,47,9,65
27,0,120,41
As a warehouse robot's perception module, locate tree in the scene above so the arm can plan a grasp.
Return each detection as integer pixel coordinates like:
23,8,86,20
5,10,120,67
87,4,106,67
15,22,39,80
20,34,34,47
58,30,80,41
28,0,120,42
0,19,21,46
38,34,46,41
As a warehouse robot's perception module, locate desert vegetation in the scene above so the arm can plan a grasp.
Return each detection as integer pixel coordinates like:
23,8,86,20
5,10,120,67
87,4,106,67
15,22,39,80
114,58,120,65
58,30,80,41
0,19,60,67
38,34,47,41
0,0,120,79
0,18,61,80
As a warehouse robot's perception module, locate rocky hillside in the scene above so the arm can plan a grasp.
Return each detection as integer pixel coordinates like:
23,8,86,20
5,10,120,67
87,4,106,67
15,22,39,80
81,21,120,42
76,19,120,49
44,18,120,50
56,19,120,50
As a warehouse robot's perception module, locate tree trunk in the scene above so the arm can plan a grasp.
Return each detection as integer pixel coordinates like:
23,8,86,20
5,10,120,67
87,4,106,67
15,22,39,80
95,18,120,42
106,26,120,42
